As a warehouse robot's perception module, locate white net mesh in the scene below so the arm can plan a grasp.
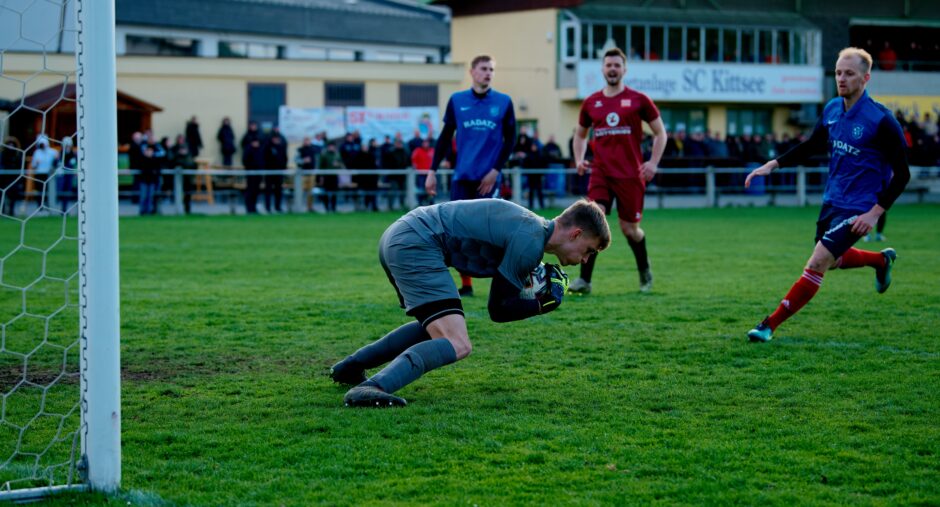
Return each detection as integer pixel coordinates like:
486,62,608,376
0,0,82,493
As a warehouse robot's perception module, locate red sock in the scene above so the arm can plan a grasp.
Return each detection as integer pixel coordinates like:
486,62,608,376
460,274,472,288
766,269,824,330
838,248,885,269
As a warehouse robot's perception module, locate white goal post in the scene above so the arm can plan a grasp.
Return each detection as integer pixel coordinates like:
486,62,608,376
0,0,120,500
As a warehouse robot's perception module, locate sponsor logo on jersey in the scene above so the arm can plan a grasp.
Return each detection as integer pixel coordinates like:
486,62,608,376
594,126,632,137
621,99,632,107
852,124,864,140
606,112,620,127
831,139,861,156
463,118,498,130
594,100,603,108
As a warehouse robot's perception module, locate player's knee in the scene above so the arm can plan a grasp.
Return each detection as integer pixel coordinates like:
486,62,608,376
448,336,472,359
805,257,829,273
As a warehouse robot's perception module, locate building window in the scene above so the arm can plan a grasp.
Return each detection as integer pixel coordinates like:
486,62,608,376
567,20,820,67
399,84,438,107
296,46,327,60
220,41,285,59
126,35,199,56
327,48,356,61
660,107,707,135
630,26,645,60
248,83,286,132
727,108,771,137
325,82,365,107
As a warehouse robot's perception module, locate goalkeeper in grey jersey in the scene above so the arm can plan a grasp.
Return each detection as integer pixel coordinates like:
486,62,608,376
331,198,610,407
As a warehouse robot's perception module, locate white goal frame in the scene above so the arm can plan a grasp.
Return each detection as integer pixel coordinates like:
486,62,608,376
0,0,120,500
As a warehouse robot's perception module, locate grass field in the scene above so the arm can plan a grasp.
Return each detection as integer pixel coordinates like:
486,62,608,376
12,204,940,505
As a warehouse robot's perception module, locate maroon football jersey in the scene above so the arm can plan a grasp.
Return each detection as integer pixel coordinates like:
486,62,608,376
579,87,660,179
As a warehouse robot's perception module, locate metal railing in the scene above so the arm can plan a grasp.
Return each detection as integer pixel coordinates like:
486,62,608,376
2,165,936,215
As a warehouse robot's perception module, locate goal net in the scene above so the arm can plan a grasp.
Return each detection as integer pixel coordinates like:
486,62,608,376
0,0,120,500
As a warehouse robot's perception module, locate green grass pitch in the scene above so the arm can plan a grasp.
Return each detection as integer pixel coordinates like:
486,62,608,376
20,204,940,505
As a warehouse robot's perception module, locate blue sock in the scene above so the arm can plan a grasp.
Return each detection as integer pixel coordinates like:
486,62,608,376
347,321,429,370
370,338,457,394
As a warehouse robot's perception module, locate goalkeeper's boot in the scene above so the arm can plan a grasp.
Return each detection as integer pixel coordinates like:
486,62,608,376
875,248,896,294
639,268,654,293
330,357,367,386
747,320,773,343
344,384,407,408
567,277,592,295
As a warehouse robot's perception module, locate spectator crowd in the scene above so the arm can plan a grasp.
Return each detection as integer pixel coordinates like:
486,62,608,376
2,109,938,216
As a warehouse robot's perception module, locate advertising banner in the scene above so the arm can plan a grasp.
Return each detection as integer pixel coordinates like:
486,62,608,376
577,61,823,103
346,107,440,142
278,107,346,142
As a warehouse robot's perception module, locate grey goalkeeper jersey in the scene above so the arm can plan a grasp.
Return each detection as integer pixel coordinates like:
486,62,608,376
399,199,554,290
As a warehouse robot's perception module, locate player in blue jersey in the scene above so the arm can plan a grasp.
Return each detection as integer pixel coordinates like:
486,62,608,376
743,47,910,343
426,55,518,297
330,199,611,407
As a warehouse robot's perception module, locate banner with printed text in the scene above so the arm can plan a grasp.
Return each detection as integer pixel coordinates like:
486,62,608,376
278,107,346,142
577,61,824,103
346,107,440,142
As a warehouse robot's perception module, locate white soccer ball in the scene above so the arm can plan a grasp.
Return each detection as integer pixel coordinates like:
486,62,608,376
519,262,549,300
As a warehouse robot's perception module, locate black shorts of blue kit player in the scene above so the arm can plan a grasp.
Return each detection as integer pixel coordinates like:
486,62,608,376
450,179,499,201
815,203,864,259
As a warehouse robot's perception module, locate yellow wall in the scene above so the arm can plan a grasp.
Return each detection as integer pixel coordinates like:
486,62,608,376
2,53,463,165
707,106,726,136
115,57,463,165
450,9,565,143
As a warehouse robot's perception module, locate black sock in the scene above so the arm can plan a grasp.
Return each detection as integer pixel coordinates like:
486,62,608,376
347,321,430,370
628,236,650,272
580,253,597,283
877,213,887,234
370,338,457,394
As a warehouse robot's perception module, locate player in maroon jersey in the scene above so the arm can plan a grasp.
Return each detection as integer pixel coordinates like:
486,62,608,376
568,47,668,294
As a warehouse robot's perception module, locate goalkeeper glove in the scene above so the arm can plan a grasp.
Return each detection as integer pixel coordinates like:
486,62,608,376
537,264,569,314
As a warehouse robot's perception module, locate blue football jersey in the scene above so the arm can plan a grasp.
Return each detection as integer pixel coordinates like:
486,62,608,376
820,91,906,212
443,89,514,181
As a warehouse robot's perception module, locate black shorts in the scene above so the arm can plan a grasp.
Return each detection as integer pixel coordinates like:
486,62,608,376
815,203,864,259
450,179,499,201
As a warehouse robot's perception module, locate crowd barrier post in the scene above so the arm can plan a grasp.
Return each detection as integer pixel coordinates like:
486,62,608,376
705,166,716,208
173,169,184,215
797,167,808,207
406,167,417,209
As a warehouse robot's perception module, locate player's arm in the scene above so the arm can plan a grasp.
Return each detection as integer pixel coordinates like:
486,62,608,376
851,116,911,235
427,99,457,197
487,272,541,323
478,102,517,195
493,103,517,172
641,117,668,182
745,118,829,188
573,125,591,176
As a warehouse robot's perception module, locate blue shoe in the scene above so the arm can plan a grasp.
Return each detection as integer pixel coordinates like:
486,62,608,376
875,248,896,294
747,321,773,343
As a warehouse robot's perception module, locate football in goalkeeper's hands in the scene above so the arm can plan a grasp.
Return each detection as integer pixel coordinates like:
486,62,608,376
519,263,549,300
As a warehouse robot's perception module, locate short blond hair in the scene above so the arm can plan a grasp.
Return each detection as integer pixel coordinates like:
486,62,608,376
556,199,611,251
837,47,872,74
